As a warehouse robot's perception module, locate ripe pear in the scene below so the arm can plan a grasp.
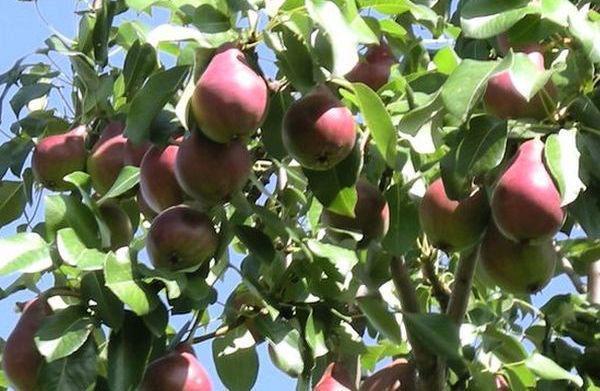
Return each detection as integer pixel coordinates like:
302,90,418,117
32,125,87,191
359,359,416,391
419,178,489,252
87,121,127,195
484,52,554,120
139,345,212,391
346,44,395,91
191,43,268,143
314,362,356,391
3,297,52,391
98,200,133,250
491,139,564,242
322,179,390,243
282,86,356,170
175,131,251,205
140,143,185,213
147,205,219,272
478,224,557,294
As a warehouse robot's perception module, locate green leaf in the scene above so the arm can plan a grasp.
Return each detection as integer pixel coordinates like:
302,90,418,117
353,83,397,166
305,310,328,358
382,184,420,255
525,353,583,387
433,46,460,75
212,326,259,391
306,0,358,76
569,188,600,238
37,338,97,391
306,240,359,276
81,271,124,329
56,228,107,271
123,40,158,99
460,0,535,39
142,300,169,337
146,23,237,49
35,306,94,362
104,250,158,316
403,313,464,370
255,318,304,377
10,83,52,116
544,129,586,206
98,166,140,202
107,312,153,390
234,225,275,264
356,293,403,345
441,59,500,121
0,233,52,276
482,326,528,363
44,194,100,248
569,8,600,64
358,0,412,14
397,93,444,153
125,65,190,144
0,181,26,228
303,141,362,217
92,0,116,67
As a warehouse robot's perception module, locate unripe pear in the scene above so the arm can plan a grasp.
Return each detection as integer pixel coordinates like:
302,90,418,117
322,179,390,243
191,43,268,143
140,143,185,213
282,87,356,170
3,298,52,391
314,362,356,391
484,52,553,120
32,125,87,191
98,200,133,250
139,345,212,391
147,205,219,272
175,131,251,205
478,224,557,294
491,139,564,242
419,178,489,252
359,359,416,391
347,44,395,91
87,121,127,195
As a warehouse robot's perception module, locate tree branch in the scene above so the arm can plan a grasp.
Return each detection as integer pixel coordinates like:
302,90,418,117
446,249,478,325
391,256,445,391
559,257,586,295
420,252,451,312
588,260,600,304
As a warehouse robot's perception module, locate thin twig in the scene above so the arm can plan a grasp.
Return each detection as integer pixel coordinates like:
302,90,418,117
588,261,600,304
559,257,586,294
420,251,451,312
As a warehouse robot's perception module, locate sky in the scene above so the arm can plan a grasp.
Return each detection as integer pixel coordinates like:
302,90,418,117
0,1,577,391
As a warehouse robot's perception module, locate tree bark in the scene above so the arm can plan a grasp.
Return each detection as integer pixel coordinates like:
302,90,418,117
447,249,478,325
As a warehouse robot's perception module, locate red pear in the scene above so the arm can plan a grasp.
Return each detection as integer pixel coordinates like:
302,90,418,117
484,52,553,120
479,224,557,294
140,346,212,391
359,359,416,391
347,44,395,91
322,179,390,243
491,139,564,242
419,178,489,252
140,143,185,213
87,121,127,195
32,125,87,191
191,43,268,143
314,362,356,391
98,200,133,250
175,132,251,205
147,205,219,272
3,298,52,391
124,139,152,167
137,189,158,221
282,87,356,171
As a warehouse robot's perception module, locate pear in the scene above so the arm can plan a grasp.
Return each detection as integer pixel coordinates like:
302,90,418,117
87,121,127,195
491,139,564,242
98,200,133,250
282,86,356,171
139,344,212,391
191,43,268,143
140,143,185,213
32,125,87,191
314,362,356,391
347,44,395,91
478,224,557,294
175,131,251,206
147,205,219,272
419,178,489,252
359,359,416,391
2,298,52,391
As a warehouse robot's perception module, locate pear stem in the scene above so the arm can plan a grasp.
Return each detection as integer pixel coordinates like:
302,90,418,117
391,256,445,391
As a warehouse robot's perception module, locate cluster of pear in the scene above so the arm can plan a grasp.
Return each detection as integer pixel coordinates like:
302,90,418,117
420,35,562,295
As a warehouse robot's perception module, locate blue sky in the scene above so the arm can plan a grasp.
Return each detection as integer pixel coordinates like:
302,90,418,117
0,1,577,390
